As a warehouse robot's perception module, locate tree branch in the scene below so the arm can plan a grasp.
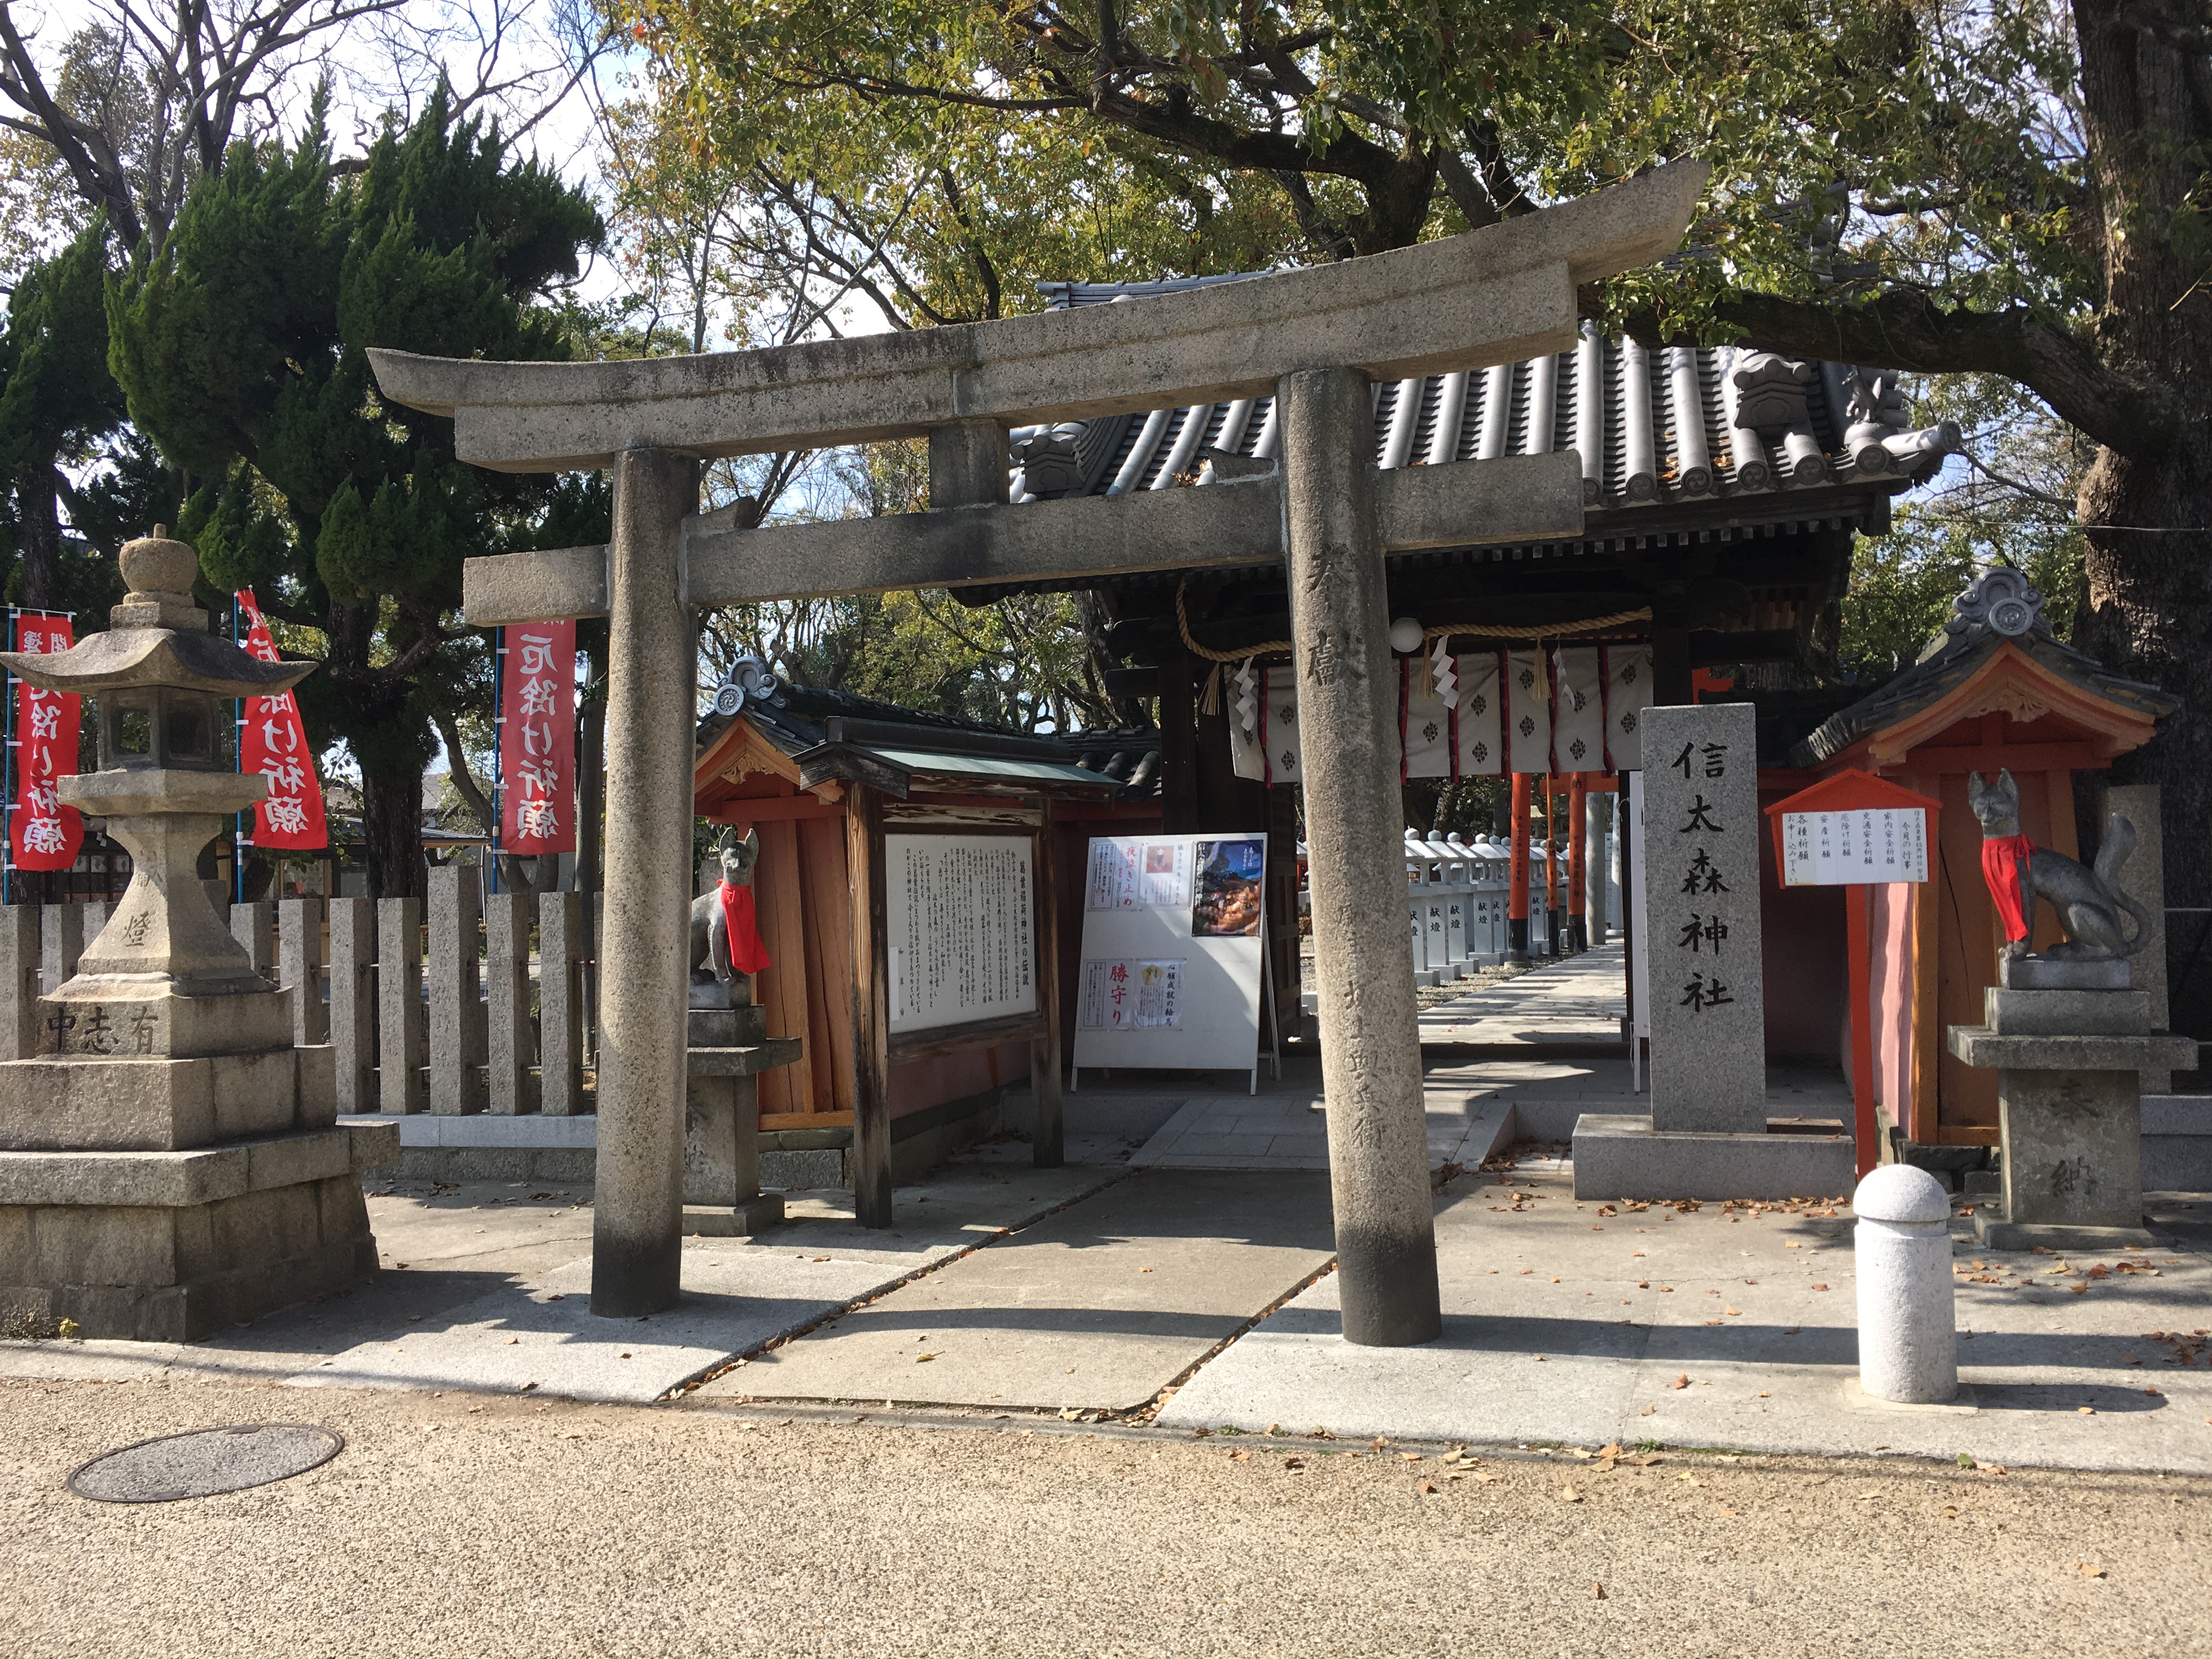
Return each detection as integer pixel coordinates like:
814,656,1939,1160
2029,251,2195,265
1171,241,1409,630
1637,286,2187,460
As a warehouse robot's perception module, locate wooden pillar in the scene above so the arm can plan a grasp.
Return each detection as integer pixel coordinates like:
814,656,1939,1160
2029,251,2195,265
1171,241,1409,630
1030,798,1064,1169
1848,884,1878,1178
847,783,893,1226
1507,772,1532,962
1652,623,1692,708
1159,633,1199,833
1566,774,1588,952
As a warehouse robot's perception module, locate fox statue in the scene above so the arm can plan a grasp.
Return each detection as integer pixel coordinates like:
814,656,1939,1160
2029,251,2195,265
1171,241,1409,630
689,828,767,1001
1965,769,2153,961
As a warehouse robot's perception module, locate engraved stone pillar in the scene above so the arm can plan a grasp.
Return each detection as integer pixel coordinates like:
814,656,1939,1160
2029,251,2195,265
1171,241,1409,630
1280,366,1441,1348
1640,702,1765,1133
377,896,425,1114
538,890,585,1115
328,897,376,1114
427,866,487,1114
593,447,699,1317
484,891,535,1114
279,896,329,1046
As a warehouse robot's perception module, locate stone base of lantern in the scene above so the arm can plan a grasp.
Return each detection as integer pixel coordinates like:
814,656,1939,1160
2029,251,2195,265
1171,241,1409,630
0,1119,398,1341
1568,1114,1857,1201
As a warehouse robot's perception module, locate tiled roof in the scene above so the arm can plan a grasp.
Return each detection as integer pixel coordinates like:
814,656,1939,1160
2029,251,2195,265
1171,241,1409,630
1009,277,1962,517
1792,569,2179,766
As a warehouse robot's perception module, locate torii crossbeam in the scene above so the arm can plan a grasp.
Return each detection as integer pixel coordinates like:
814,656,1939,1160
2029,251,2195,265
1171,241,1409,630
371,163,1706,1341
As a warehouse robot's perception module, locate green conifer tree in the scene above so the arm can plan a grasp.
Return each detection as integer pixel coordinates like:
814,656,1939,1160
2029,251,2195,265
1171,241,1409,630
106,85,606,898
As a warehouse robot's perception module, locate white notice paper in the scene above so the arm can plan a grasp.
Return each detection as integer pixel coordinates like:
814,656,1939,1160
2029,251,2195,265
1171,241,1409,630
885,834,1037,1034
1780,807,1929,887
1085,837,1138,910
1138,840,1193,909
1076,958,1186,1030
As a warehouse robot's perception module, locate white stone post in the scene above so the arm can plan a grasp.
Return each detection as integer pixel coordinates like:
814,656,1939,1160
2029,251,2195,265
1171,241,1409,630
1281,365,1442,1348
1854,1164,1958,1403
592,447,699,1317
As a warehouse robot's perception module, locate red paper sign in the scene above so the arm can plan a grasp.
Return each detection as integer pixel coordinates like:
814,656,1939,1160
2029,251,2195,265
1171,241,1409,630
9,613,84,871
236,590,329,850
499,620,576,853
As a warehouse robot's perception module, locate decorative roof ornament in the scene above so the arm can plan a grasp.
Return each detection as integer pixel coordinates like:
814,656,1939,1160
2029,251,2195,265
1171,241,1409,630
710,653,782,718
1729,352,1815,435
1950,566,2046,640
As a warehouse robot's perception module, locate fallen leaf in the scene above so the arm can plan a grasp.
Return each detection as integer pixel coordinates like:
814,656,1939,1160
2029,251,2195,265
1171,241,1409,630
2079,1562,2105,1579
1637,1280,1650,1289
1417,1480,1437,1493
1639,1405,1657,1417
504,1337,518,1346
1976,1462,2006,1474
1560,1483,1582,1503
1285,1457,1306,1471
1757,1391,1771,1398
915,1353,936,1363
1590,1583,1607,1600
1476,1471,1499,1483
1669,1374,1689,1390
2079,1406,2096,1416
1723,1306,1742,1317
1810,1283,1830,1292
1595,1443,1622,1459
1400,1452,1423,1462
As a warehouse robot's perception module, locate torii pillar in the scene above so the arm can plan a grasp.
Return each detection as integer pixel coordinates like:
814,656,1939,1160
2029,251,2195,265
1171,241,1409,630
365,162,1705,1339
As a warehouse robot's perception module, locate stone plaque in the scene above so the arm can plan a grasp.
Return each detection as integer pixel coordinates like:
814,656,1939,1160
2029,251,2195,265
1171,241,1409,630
1641,702,1766,1132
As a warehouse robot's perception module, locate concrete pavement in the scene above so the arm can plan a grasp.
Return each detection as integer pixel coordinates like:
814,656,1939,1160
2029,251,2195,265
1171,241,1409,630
1161,1156,2212,1473
4,1377,2207,1658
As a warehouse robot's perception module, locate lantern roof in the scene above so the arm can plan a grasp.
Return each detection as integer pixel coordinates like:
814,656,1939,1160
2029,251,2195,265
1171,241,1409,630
0,618,312,699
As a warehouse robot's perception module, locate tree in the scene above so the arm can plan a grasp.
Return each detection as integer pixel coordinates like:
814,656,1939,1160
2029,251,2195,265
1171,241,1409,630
105,85,605,897
0,217,128,608
622,0,2212,908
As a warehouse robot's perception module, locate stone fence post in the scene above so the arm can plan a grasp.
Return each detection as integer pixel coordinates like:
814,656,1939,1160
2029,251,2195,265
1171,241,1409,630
377,895,425,1113
427,866,487,1114
279,897,329,1046
484,890,535,1114
329,898,376,1114
539,890,585,1115
1,905,38,1060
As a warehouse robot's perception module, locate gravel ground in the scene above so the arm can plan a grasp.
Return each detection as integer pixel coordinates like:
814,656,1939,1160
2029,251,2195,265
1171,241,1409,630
5,1376,2207,1658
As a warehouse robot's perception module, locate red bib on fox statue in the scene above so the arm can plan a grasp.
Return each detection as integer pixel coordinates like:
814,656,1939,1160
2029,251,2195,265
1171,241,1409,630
718,880,771,974
1980,832,2035,943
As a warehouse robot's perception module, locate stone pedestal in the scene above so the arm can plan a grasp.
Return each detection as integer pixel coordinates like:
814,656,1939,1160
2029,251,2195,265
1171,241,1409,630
679,1001,802,1237
0,771,391,1341
1947,982,2196,1250
1572,703,1848,1199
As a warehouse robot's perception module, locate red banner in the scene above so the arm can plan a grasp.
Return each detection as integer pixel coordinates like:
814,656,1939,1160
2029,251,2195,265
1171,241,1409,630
9,613,84,871
498,620,576,854
236,590,328,850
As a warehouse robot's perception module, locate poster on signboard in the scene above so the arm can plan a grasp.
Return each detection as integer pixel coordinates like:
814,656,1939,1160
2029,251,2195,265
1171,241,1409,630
1072,832,1273,1090
1779,806,1929,887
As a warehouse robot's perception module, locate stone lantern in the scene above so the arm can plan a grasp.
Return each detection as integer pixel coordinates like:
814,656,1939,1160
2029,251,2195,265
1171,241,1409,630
0,528,396,1340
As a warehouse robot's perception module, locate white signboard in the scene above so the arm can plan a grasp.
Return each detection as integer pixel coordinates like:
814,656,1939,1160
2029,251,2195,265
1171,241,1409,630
886,834,1037,1036
1779,807,1929,887
1072,833,1271,1089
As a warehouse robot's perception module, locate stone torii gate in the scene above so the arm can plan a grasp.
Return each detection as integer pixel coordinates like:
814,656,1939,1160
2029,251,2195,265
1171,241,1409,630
369,163,1704,1342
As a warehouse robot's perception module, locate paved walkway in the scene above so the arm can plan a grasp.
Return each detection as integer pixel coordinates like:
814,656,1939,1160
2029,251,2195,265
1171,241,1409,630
1161,1156,2212,1474
1418,940,1628,1046
714,1169,1335,1412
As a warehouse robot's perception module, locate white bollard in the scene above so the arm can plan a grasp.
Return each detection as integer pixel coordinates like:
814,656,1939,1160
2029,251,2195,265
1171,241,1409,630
1853,1164,1959,1403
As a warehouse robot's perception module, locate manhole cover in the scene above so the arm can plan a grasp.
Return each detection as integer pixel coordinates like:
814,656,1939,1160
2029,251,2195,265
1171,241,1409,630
67,1424,344,1504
